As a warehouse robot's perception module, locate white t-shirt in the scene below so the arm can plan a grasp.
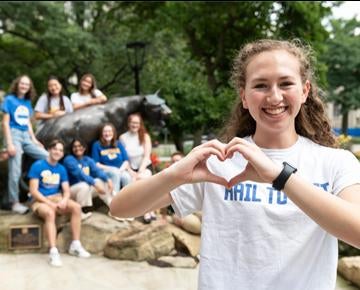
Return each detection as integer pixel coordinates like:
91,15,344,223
70,89,103,105
170,136,360,290
34,94,73,114
120,131,150,170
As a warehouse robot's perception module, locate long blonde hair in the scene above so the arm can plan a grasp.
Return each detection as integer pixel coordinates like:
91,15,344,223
220,39,337,148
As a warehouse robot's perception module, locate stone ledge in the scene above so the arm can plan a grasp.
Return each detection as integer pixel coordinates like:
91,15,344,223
0,211,49,253
338,256,360,288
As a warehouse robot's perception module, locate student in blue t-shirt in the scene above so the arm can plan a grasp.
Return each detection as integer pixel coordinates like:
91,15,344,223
28,139,91,267
63,138,114,218
91,122,132,193
1,75,48,214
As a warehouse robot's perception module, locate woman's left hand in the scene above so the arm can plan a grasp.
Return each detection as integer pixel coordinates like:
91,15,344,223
225,137,282,187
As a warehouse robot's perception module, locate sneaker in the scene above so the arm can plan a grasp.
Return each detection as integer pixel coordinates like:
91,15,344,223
150,212,157,221
49,250,62,267
81,212,92,221
108,211,126,222
143,213,152,224
12,203,29,214
68,243,91,258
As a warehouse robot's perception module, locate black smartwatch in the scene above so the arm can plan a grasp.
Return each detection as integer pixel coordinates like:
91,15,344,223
272,162,297,191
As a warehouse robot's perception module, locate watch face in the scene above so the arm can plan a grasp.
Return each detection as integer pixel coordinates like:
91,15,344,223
283,162,297,173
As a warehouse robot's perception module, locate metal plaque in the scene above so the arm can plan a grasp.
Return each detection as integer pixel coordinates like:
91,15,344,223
9,224,42,250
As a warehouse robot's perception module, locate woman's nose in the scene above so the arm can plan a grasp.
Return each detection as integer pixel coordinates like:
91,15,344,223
267,85,283,104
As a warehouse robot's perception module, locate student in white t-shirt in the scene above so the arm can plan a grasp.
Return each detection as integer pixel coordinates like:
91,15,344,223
119,113,155,223
109,39,360,290
34,76,73,129
70,73,107,111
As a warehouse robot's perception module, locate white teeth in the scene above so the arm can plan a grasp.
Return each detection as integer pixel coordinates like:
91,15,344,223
264,107,286,115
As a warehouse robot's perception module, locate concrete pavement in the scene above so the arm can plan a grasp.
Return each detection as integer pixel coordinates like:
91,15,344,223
0,253,358,290
0,254,198,290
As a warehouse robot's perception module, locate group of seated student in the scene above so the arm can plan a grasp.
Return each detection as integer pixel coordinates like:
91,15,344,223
1,74,107,215
1,74,163,267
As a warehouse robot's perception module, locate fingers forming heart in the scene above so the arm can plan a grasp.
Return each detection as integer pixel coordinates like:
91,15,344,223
206,151,248,182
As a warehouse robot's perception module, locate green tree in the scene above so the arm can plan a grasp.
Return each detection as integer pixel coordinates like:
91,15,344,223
126,2,333,148
0,1,336,150
0,2,132,96
274,1,333,86
322,18,360,135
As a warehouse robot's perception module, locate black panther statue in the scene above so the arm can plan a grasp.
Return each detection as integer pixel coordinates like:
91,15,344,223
36,92,171,149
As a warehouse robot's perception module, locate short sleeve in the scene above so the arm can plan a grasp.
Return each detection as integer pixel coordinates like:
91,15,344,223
28,161,41,179
34,94,48,113
332,149,360,195
1,96,11,114
70,92,79,104
63,96,74,113
170,182,204,218
59,165,69,183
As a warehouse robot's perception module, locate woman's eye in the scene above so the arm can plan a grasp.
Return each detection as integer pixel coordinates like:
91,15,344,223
254,84,267,89
280,82,293,87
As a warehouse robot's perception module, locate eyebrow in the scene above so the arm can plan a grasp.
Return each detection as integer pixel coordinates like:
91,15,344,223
250,76,294,82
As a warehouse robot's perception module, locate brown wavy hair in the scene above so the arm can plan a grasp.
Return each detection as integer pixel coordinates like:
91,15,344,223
99,122,118,148
220,39,337,148
9,75,37,100
79,73,97,98
128,113,148,145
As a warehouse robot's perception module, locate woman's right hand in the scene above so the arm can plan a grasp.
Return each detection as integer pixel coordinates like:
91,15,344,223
7,144,16,157
54,110,66,117
94,181,106,195
167,139,228,187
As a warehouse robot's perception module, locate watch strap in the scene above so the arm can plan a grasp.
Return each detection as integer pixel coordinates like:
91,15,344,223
272,162,297,191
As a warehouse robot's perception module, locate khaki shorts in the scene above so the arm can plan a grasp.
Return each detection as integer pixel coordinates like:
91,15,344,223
31,193,62,214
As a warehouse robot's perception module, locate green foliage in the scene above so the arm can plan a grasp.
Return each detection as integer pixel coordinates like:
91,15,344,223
274,1,332,86
322,18,360,133
0,1,335,149
0,2,132,96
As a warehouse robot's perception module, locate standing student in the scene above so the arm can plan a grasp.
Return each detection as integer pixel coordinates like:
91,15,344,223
70,73,107,111
1,75,48,214
119,113,155,223
63,138,114,218
110,39,360,290
34,76,73,129
28,139,91,267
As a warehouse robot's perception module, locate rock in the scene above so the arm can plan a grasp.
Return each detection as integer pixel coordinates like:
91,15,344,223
56,212,129,254
0,210,49,253
165,223,201,257
174,214,201,235
157,256,198,268
338,256,360,287
104,221,175,261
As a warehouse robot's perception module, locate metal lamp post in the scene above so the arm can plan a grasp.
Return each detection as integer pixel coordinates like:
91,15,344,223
126,41,147,95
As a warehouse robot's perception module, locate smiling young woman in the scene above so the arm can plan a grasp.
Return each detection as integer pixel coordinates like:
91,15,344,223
110,39,360,290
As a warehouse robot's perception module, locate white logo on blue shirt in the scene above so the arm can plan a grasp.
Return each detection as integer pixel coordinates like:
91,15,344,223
14,105,30,126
